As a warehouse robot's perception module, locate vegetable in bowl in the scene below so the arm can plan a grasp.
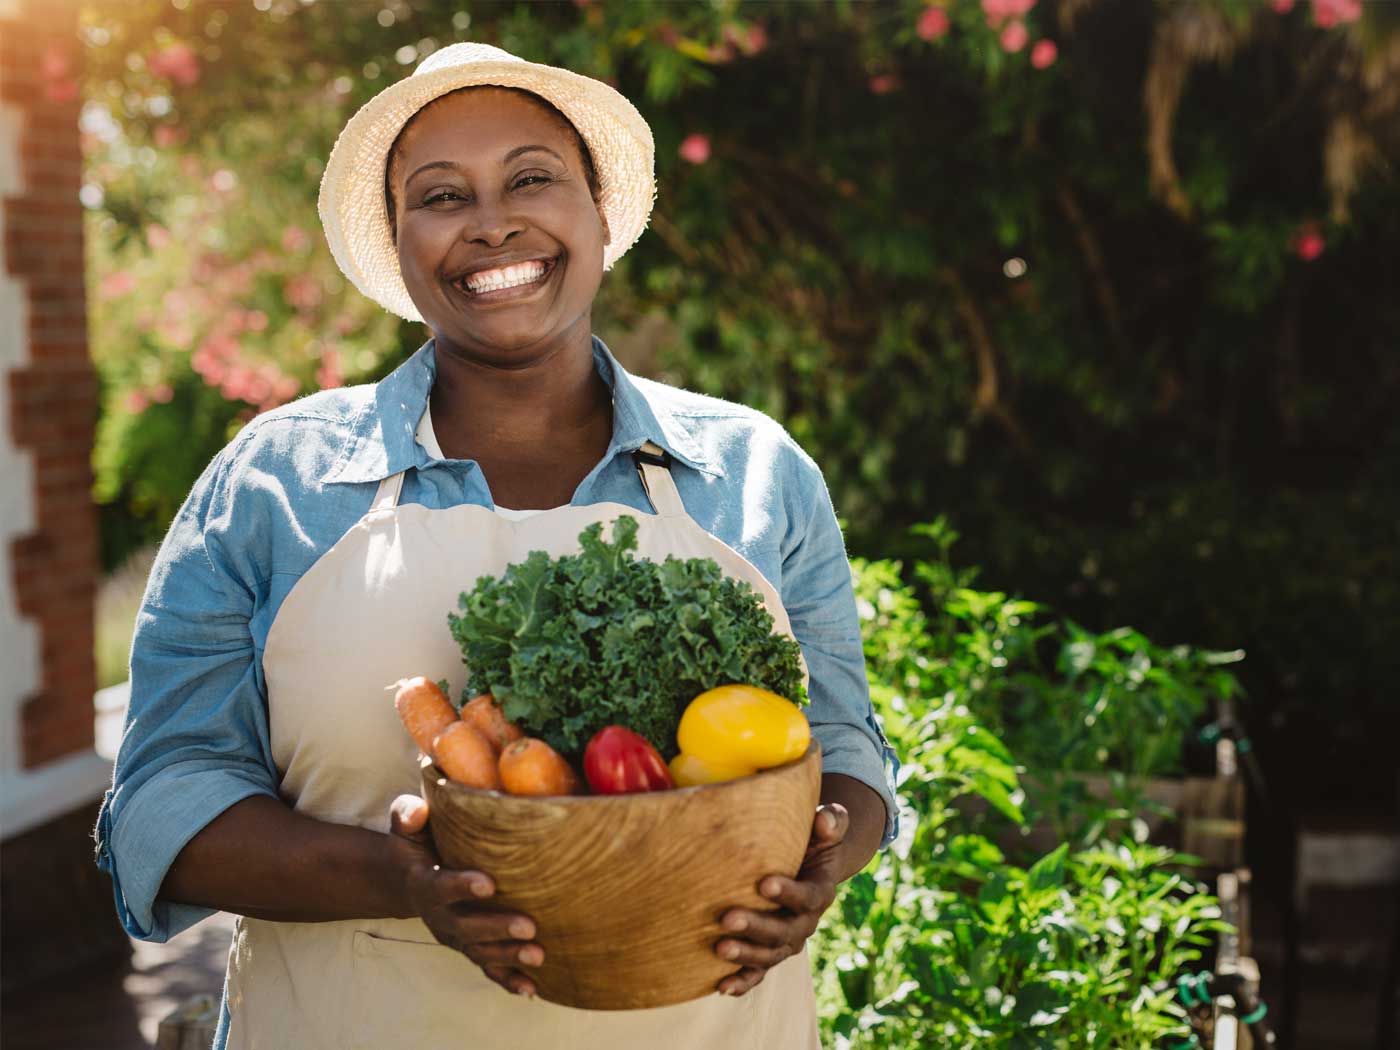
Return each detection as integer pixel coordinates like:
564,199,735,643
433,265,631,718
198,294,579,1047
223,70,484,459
447,515,807,757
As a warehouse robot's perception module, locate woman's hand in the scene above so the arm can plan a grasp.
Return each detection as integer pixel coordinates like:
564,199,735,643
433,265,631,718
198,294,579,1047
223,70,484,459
388,794,544,997
713,802,850,997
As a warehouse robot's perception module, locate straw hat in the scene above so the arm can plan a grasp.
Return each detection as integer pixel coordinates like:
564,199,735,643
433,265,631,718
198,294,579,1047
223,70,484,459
318,42,656,322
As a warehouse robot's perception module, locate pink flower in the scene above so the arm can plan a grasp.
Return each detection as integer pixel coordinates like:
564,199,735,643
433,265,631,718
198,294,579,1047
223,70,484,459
100,270,137,299
1271,0,1295,11
125,391,150,413
145,223,172,249
917,6,951,41
1293,221,1325,261
151,382,174,404
245,309,269,332
982,0,1036,28
44,79,79,103
283,274,323,310
148,43,201,86
719,22,767,57
706,41,736,63
678,133,711,165
1000,20,1030,53
1312,0,1361,27
40,43,70,80
153,125,183,148
281,226,310,252
1030,39,1058,68
273,376,301,403
868,73,900,94
316,349,344,390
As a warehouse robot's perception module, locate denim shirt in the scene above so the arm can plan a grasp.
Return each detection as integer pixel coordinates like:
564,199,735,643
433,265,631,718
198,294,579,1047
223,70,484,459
94,336,900,945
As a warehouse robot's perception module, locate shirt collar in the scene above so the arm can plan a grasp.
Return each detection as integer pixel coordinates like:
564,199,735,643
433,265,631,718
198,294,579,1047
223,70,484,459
321,336,718,486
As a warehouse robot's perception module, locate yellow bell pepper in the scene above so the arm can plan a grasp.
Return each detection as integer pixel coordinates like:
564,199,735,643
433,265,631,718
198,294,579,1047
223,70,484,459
676,685,810,771
668,751,755,787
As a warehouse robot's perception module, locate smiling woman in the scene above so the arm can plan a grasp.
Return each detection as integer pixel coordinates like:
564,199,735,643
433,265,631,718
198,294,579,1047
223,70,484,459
94,41,899,1050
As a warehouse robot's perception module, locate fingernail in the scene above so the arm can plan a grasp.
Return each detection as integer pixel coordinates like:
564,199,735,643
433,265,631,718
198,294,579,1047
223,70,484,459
721,942,740,960
519,984,536,999
471,879,492,898
725,915,746,932
762,879,781,898
509,918,534,940
519,946,544,966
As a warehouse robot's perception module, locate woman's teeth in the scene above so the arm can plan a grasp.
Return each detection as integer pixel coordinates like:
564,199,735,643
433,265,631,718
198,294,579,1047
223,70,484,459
462,260,549,294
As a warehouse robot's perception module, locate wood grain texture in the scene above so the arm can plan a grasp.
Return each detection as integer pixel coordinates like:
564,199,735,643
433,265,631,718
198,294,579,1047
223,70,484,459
422,742,822,1010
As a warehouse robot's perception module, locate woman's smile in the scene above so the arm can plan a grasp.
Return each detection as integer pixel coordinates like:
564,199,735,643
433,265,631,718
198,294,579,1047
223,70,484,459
450,254,560,305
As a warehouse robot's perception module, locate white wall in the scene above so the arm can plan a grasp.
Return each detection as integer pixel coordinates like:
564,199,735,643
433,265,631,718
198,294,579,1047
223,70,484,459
0,60,41,783
0,22,111,838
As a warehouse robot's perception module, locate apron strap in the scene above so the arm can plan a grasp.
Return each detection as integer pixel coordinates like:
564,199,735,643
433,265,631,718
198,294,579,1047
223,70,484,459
370,471,405,511
633,442,687,518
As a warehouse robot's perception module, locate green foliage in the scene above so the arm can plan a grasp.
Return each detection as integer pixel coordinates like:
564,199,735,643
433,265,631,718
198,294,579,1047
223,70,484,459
446,516,806,757
808,549,1231,1049
81,0,1400,786
867,519,1244,786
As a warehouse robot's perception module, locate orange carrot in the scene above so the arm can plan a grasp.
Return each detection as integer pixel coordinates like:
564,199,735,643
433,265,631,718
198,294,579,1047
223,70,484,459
431,722,503,790
498,738,580,797
460,693,524,755
392,676,458,755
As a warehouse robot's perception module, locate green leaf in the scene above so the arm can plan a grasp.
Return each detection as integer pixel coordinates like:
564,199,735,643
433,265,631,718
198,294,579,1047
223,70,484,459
841,871,877,930
1011,982,1071,1027
1027,844,1069,892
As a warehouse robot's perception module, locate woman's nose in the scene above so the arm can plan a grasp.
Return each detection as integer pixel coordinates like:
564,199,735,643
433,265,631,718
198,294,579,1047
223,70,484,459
462,198,524,248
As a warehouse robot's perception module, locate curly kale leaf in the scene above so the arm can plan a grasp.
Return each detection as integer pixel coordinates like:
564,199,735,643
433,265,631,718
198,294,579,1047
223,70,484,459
447,515,807,758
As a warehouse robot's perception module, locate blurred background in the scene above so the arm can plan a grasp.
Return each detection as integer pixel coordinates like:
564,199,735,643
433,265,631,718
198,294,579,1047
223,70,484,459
1,0,1397,1047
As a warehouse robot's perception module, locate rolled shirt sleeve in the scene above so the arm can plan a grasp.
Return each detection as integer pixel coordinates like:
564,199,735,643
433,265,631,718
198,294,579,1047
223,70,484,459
94,445,280,942
781,459,900,848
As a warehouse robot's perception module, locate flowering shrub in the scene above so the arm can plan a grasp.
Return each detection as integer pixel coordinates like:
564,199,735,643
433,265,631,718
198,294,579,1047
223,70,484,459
82,1,1400,793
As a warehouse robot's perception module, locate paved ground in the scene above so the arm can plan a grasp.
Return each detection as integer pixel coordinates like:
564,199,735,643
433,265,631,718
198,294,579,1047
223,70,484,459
1,911,233,1050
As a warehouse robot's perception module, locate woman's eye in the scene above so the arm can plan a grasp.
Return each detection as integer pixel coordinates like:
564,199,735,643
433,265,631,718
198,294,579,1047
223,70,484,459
513,173,552,190
423,190,465,205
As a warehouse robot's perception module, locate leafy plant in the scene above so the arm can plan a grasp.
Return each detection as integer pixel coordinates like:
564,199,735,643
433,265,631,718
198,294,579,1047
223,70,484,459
880,520,1245,784
447,515,806,757
808,554,1231,1049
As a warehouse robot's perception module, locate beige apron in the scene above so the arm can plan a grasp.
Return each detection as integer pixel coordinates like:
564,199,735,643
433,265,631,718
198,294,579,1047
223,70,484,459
225,444,820,1049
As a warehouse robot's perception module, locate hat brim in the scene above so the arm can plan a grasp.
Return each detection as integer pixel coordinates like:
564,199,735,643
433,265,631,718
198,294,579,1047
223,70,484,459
318,59,655,322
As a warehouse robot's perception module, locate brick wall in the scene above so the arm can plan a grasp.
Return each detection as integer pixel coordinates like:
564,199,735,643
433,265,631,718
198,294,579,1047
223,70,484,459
0,0,98,770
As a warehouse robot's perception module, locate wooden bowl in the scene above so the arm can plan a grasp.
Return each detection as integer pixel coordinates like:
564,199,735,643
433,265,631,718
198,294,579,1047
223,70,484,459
420,742,822,1010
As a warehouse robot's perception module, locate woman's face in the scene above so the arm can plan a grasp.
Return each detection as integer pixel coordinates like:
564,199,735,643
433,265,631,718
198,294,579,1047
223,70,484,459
389,88,610,365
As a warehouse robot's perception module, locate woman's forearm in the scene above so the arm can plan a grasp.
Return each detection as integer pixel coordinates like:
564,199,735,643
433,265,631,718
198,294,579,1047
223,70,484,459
161,794,413,923
820,772,887,883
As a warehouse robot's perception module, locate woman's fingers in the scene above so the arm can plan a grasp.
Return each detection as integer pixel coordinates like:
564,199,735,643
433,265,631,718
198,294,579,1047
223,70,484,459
758,874,830,915
482,963,538,997
811,802,849,847
714,935,794,969
452,908,537,946
460,937,545,968
427,866,495,904
718,965,767,997
719,906,807,947
388,793,430,838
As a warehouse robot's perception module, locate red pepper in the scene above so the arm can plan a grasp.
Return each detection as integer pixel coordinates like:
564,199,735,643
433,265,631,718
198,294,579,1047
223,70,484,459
583,726,676,794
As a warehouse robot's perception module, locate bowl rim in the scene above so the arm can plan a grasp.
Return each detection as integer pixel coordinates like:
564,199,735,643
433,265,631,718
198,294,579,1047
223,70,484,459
421,739,820,806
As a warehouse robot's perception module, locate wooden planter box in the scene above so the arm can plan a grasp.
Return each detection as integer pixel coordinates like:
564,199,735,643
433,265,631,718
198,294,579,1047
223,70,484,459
957,738,1247,872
